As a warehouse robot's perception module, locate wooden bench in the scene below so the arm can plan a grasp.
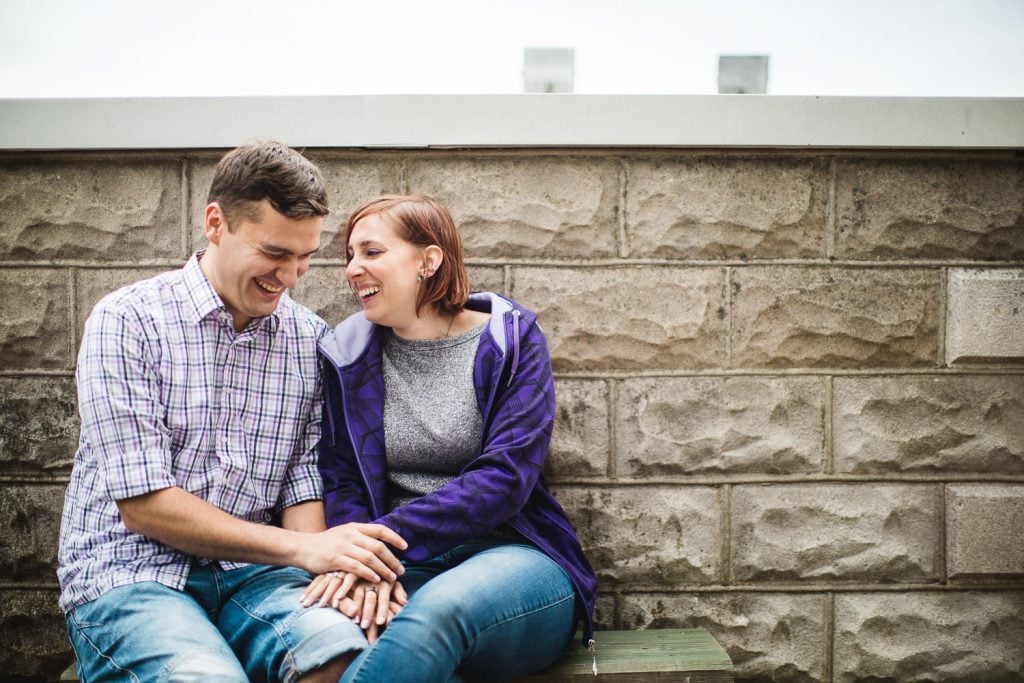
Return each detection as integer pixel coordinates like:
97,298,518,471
512,628,734,682
62,628,733,682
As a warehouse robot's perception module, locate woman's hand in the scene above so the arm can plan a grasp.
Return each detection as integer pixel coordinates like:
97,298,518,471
302,573,408,643
338,578,409,643
300,571,357,609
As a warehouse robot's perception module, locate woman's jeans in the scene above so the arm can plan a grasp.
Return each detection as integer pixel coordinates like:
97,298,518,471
341,541,577,683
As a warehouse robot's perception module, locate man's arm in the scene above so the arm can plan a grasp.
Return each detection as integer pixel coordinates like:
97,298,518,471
119,488,405,582
279,499,328,533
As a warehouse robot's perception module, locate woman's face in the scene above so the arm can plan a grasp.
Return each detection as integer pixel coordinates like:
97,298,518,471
346,212,426,331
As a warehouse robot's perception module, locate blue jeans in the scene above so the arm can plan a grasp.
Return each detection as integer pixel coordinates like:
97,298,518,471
341,542,577,683
66,563,366,682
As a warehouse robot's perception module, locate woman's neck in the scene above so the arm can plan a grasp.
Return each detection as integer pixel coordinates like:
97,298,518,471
391,308,455,340
391,307,490,340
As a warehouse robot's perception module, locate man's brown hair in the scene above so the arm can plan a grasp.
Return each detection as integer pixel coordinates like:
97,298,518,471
208,140,329,230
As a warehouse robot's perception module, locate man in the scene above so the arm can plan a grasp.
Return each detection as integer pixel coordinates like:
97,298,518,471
57,141,404,682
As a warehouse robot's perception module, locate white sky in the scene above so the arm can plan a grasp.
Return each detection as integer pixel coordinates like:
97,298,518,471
1,0,1022,97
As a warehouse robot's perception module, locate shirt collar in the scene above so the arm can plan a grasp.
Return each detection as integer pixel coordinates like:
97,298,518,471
183,250,282,334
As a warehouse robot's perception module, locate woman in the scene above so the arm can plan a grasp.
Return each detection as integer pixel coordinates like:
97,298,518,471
304,194,597,682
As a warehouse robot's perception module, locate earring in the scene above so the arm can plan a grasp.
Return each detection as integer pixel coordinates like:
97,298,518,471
417,270,425,282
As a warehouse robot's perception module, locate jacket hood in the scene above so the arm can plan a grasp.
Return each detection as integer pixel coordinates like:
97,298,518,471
319,291,526,369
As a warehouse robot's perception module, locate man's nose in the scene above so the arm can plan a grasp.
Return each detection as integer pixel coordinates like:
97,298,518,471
277,259,301,289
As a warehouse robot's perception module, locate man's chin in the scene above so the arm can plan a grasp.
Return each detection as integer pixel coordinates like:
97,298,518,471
247,301,280,320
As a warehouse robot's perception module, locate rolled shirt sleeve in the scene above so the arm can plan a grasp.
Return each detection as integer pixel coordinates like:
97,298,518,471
77,300,176,501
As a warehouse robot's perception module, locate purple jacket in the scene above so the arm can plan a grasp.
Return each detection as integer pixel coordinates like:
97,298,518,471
318,292,597,644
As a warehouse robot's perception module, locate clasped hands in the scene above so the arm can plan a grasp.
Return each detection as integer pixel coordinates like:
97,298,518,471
296,522,410,643
302,571,407,643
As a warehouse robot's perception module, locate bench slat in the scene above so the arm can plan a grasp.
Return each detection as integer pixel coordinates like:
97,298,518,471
513,628,734,682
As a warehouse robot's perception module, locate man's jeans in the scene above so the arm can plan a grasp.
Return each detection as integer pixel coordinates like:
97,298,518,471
66,563,366,682
342,542,577,683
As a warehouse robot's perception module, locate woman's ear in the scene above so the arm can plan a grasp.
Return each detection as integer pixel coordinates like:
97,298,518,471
424,245,444,274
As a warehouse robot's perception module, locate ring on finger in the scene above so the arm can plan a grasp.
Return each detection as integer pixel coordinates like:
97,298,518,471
366,586,377,593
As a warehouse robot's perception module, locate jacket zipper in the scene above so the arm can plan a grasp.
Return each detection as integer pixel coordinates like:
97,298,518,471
478,310,506,423
507,309,521,387
332,362,381,520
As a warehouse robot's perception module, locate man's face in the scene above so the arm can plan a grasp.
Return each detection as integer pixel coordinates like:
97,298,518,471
201,200,322,331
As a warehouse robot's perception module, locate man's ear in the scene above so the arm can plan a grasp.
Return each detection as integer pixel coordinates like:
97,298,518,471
424,244,443,274
205,203,227,245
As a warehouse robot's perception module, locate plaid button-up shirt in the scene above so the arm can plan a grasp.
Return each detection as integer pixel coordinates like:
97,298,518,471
58,252,328,613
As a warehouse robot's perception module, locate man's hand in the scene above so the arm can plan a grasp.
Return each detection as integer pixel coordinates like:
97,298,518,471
295,523,408,584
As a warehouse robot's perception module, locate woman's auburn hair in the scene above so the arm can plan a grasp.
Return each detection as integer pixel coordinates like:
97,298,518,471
344,194,471,318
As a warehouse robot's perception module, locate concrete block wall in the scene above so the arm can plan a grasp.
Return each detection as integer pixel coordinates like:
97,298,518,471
1,148,1022,681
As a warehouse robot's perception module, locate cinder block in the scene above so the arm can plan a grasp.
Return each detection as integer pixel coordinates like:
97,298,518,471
834,375,1024,474
307,155,404,258
553,486,720,587
511,266,726,372
0,268,71,370
835,158,1024,260
548,379,610,479
313,154,404,210
406,156,619,259
0,589,71,680
731,267,940,368
593,594,616,631
467,266,505,297
616,376,824,476
0,158,182,261
0,485,65,582
946,268,1024,365
620,592,827,682
947,484,1024,578
625,156,828,259
188,158,219,251
0,378,78,470
731,483,940,582
834,592,1024,681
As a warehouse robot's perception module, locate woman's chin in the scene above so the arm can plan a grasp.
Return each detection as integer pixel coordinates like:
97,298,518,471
362,308,389,327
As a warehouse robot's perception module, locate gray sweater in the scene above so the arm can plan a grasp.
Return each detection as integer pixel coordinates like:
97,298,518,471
382,321,486,511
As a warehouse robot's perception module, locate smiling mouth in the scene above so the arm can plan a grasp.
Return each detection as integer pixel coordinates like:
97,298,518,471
255,278,283,294
358,286,381,300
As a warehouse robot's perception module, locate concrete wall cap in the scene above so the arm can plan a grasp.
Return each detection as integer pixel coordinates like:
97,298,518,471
1,95,1023,151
